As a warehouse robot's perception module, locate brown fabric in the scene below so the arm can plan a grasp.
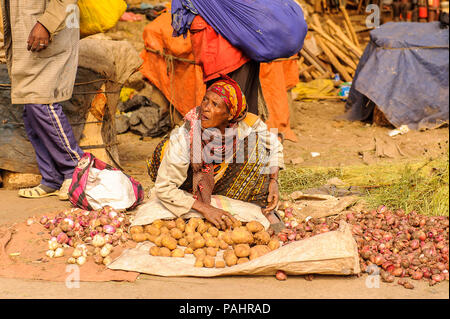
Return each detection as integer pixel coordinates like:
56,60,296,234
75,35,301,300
0,214,139,282
1,0,79,104
207,61,268,119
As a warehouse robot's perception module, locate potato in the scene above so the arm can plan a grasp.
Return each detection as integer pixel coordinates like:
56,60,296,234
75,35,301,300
254,231,271,245
185,233,196,243
231,227,254,245
197,223,209,234
193,237,206,249
232,219,242,228
193,248,206,259
206,247,217,257
159,226,170,234
152,219,164,229
165,220,177,230
171,248,185,258
203,232,213,240
131,233,147,243
149,246,160,256
218,231,225,240
234,244,251,258
185,247,194,254
146,234,157,243
203,256,215,268
154,235,164,247
162,236,178,250
246,221,264,233
178,238,189,247
268,239,281,251
204,220,214,228
170,228,183,240
144,225,161,236
237,257,249,264
159,247,171,257
219,240,229,250
222,231,234,245
130,226,144,235
223,249,238,267
216,260,226,268
194,258,204,268
184,225,196,235
205,237,219,248
188,217,202,229
175,218,186,232
249,245,271,260
208,227,219,237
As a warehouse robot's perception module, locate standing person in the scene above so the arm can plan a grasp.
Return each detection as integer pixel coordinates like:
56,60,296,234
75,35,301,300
172,2,269,119
1,0,83,200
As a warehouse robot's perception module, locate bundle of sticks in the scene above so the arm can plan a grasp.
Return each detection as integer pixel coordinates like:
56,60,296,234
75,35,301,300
298,7,364,83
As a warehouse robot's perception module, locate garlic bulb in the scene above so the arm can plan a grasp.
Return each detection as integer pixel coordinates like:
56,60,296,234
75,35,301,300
46,250,55,258
67,257,76,264
54,247,65,258
48,239,59,251
72,248,83,258
100,245,112,257
92,234,106,247
103,256,112,266
76,256,86,265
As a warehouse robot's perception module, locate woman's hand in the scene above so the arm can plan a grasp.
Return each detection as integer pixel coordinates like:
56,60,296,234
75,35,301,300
192,200,238,230
27,22,50,52
263,179,279,214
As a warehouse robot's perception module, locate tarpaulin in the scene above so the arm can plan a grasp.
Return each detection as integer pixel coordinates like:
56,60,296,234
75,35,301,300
343,22,449,130
140,12,299,141
171,0,307,62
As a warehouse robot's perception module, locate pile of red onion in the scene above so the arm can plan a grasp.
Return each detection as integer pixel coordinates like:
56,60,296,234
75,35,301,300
39,206,131,249
278,204,449,288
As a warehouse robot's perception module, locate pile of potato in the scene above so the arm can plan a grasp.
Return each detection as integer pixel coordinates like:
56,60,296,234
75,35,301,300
129,217,281,268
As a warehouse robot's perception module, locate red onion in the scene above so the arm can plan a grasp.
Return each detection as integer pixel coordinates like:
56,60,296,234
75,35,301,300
275,270,287,281
103,225,116,234
57,232,69,244
39,216,49,225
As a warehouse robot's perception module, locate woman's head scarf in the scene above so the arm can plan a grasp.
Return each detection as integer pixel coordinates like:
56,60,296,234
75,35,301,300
206,74,247,123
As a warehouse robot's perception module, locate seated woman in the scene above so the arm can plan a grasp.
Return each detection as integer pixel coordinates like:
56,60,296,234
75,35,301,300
147,75,285,231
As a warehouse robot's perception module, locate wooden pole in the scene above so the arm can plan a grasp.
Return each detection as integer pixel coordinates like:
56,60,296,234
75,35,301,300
339,4,361,48
301,47,329,74
325,19,363,57
322,37,358,69
315,35,353,82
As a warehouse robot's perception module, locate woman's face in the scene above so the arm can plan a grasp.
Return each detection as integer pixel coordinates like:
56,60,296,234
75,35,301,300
200,91,232,132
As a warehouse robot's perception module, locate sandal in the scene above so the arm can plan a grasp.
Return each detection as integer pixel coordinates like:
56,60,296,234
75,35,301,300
18,185,58,199
265,210,286,235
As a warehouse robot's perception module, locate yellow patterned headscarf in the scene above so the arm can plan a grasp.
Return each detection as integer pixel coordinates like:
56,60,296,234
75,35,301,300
207,74,248,122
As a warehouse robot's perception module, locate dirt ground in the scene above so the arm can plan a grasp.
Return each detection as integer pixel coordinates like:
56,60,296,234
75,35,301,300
1,10,449,300
0,99,448,299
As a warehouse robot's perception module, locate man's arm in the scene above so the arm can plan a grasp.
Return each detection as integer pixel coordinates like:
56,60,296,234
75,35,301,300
37,0,78,36
28,0,77,52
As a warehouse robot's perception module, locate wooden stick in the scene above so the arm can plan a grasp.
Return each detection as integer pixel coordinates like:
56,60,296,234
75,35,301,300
315,35,353,82
314,0,323,13
301,95,345,100
299,64,316,74
309,24,342,50
298,61,313,82
325,20,363,57
343,20,352,39
300,49,328,75
322,37,358,70
340,4,361,48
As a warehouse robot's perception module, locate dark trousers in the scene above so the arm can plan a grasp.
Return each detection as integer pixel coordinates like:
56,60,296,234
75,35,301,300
23,103,84,190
